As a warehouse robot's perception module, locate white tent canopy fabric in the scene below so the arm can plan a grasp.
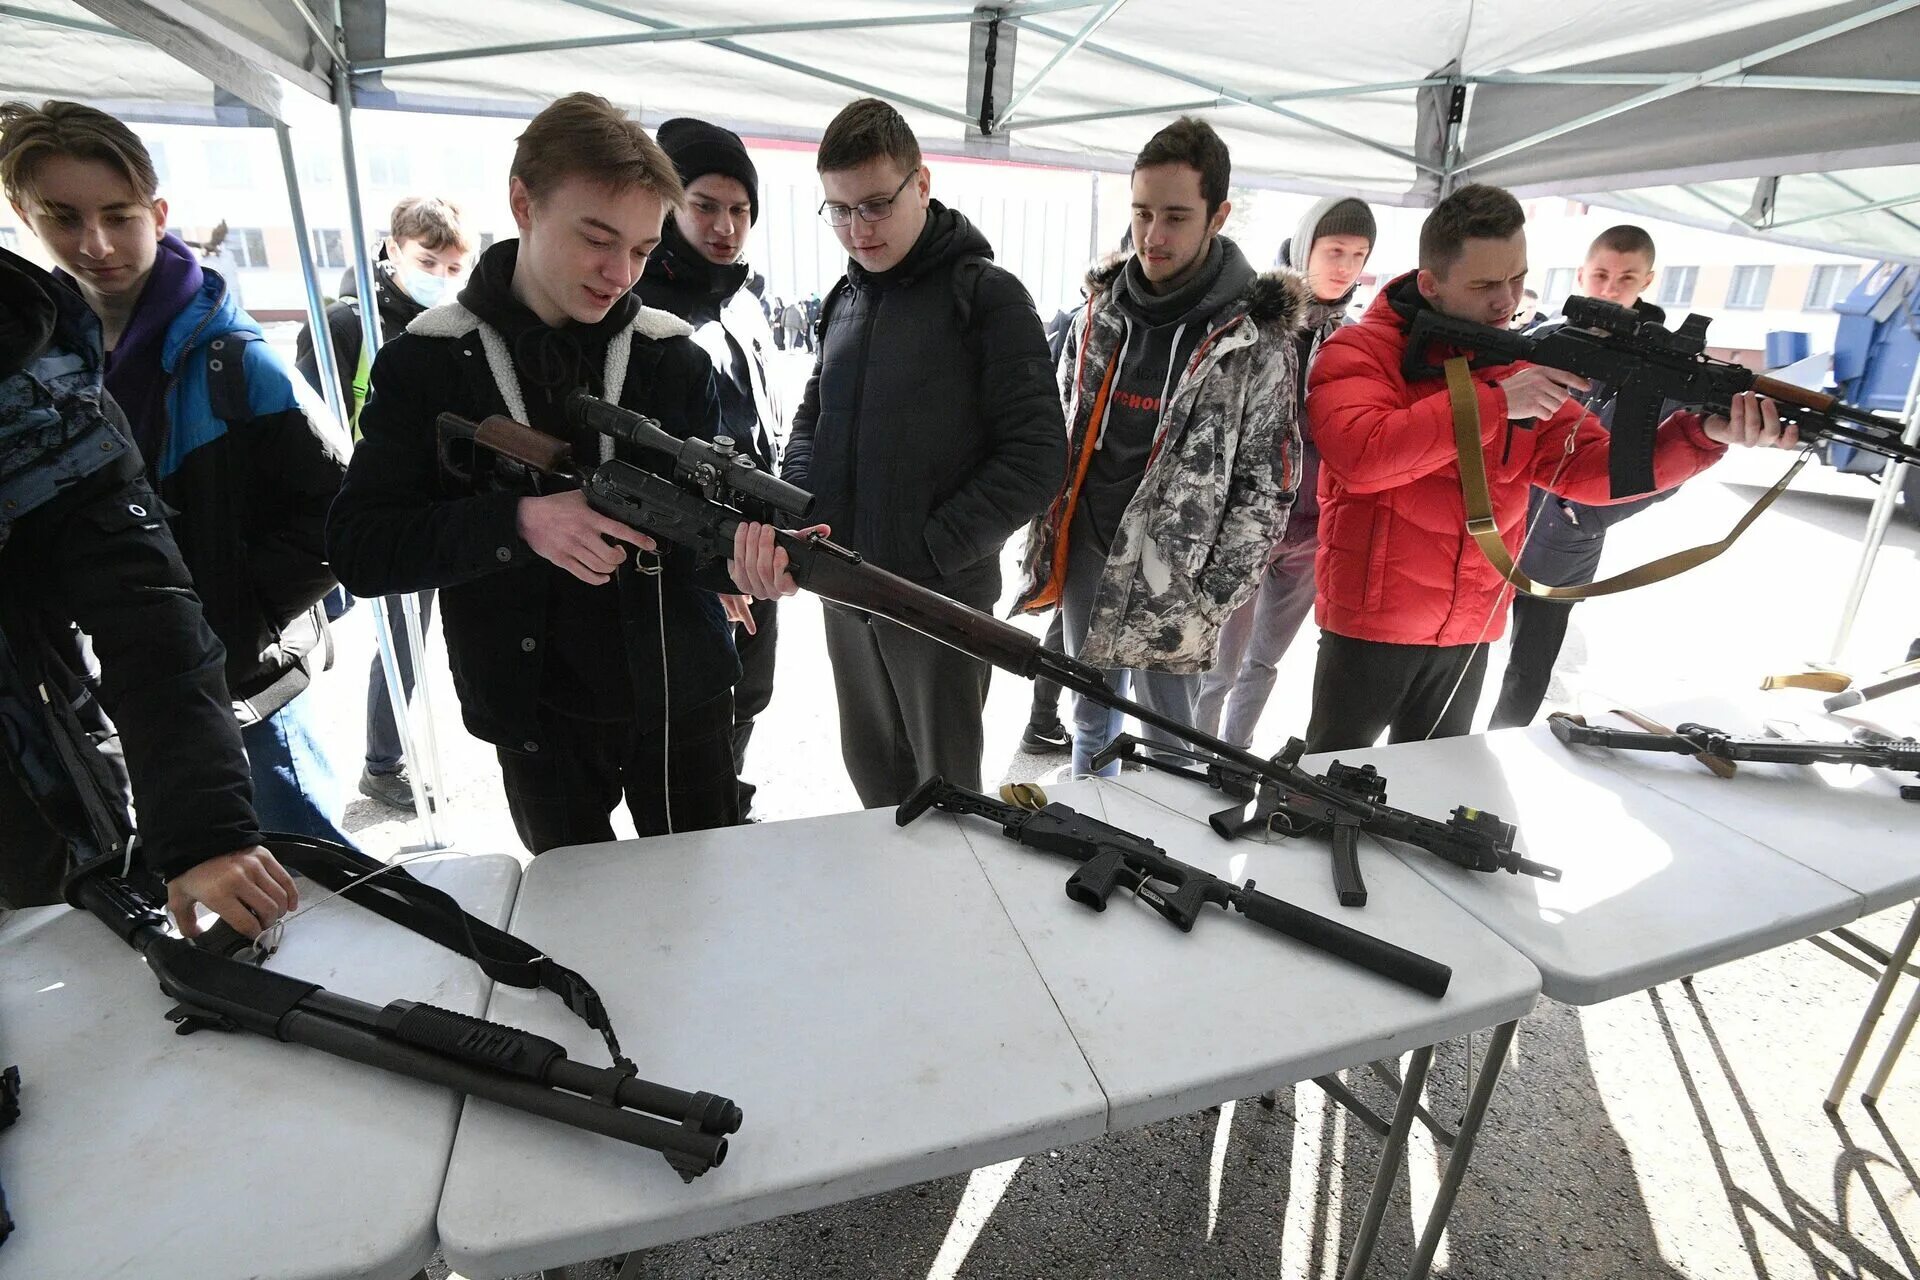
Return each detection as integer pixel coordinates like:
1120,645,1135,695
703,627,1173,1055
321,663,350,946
5,0,1920,257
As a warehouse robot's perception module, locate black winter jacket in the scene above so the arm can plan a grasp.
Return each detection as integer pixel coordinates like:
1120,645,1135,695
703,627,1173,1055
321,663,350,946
0,250,258,892
325,240,736,754
780,201,1065,603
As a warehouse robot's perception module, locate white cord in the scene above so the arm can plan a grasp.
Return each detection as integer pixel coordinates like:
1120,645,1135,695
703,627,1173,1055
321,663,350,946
236,848,453,964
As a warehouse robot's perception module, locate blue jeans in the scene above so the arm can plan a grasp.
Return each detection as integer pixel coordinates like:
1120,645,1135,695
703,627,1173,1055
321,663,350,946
1061,534,1200,777
242,690,358,849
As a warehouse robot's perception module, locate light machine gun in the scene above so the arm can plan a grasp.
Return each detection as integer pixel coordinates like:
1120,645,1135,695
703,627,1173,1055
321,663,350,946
1406,295,1920,499
439,393,1541,910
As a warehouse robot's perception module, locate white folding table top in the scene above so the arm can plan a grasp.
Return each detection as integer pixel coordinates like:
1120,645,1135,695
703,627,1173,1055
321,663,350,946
976,778,1540,1132
1108,726,1863,1007
436,805,1108,1280
0,852,520,1280
1548,692,1920,913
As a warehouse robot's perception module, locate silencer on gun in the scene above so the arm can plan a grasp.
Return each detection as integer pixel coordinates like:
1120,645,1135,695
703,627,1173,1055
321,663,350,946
566,390,814,522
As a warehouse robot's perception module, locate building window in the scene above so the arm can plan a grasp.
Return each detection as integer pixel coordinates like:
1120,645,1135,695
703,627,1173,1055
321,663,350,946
146,139,169,186
1725,265,1773,310
205,142,252,188
1656,266,1698,309
1804,263,1861,310
311,228,347,270
368,148,410,188
227,227,269,269
477,230,497,250
0,227,18,251
1541,266,1576,311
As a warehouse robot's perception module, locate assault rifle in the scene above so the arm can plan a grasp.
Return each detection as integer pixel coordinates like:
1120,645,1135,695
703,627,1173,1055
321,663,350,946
68,837,741,1181
1405,295,1920,498
896,776,1453,997
1091,734,1557,908
438,392,1530,894
1548,712,1920,801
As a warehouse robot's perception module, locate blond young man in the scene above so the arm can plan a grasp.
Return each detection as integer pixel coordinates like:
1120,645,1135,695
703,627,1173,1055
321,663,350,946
325,94,741,853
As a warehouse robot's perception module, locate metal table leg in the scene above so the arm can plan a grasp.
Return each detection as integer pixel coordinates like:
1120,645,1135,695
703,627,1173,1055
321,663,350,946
1316,1073,1392,1139
1341,1044,1436,1280
1864,964,1920,1104
1404,1020,1518,1280
1828,904,1920,1109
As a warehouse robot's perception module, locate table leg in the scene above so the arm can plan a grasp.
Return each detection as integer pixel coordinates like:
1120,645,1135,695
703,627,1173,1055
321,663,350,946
1317,1073,1393,1139
1340,1043,1436,1280
1827,904,1920,1110
1864,967,1920,1104
1404,1019,1518,1280
1367,1060,1457,1146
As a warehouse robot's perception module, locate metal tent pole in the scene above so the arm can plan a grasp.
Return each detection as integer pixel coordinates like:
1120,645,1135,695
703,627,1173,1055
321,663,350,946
273,122,347,432
1829,354,1920,662
333,36,448,847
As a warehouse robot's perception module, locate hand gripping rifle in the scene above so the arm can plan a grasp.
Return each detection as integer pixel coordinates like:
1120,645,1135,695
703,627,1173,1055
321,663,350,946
1549,712,1920,801
437,392,1535,902
67,836,741,1181
895,776,1453,997
1091,734,1558,908
1405,295,1920,499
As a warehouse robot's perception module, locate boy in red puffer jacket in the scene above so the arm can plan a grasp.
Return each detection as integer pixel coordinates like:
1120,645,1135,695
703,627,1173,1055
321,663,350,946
1303,184,1796,752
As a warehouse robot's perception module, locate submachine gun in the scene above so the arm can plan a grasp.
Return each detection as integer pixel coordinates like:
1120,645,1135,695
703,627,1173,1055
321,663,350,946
440,393,1539,914
895,776,1453,998
67,838,740,1181
1549,713,1920,801
1090,735,1557,908
1406,295,1920,498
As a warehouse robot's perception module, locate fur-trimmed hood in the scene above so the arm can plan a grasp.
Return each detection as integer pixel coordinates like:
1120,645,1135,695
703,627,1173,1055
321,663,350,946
1083,249,1310,338
407,298,692,342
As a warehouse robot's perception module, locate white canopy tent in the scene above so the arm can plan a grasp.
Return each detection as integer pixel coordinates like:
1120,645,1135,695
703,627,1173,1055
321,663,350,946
3,0,1916,706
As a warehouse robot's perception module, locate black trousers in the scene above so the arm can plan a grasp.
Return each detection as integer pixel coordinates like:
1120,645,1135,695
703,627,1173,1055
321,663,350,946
822,602,991,808
731,597,778,815
495,693,740,855
1304,631,1490,754
1489,489,1609,729
0,764,69,908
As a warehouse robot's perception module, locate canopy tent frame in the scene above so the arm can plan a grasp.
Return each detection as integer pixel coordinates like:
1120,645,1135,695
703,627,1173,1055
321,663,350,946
6,0,1918,765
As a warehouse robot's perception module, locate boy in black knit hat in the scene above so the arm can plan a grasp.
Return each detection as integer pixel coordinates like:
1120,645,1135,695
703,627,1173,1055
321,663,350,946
638,117,787,818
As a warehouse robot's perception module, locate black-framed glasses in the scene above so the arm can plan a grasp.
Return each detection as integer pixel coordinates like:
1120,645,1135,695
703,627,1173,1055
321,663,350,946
818,171,915,228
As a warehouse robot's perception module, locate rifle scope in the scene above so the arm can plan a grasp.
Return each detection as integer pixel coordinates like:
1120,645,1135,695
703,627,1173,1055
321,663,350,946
1560,295,1644,339
567,390,813,522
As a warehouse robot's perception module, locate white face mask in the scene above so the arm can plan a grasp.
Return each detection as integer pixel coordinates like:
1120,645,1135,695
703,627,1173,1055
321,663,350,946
397,262,449,308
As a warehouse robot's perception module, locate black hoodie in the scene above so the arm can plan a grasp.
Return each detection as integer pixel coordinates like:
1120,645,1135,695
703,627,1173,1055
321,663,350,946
780,200,1065,603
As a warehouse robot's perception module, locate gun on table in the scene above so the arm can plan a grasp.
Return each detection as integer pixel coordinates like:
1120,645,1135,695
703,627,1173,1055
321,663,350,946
1093,735,1558,907
1406,295,1920,498
1548,712,1920,801
896,776,1453,998
67,838,741,1181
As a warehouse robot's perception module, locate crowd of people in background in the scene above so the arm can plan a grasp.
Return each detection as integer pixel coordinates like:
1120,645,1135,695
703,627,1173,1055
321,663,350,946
0,89,1799,942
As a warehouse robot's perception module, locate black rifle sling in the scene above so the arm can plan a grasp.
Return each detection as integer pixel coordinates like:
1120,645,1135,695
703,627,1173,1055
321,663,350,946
259,835,636,1073
1443,356,1805,599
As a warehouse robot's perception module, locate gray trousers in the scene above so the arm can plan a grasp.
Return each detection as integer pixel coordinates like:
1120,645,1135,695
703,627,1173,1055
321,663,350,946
1062,536,1199,776
822,601,991,808
1192,534,1318,748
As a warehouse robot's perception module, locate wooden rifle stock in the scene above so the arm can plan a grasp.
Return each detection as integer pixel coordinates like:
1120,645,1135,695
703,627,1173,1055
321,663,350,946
789,542,1045,678
437,412,577,479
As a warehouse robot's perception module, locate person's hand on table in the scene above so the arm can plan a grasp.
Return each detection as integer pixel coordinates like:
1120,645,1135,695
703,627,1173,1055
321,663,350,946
167,846,299,939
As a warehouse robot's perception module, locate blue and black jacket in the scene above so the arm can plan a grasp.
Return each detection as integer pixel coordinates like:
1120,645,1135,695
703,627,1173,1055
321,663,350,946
147,269,349,717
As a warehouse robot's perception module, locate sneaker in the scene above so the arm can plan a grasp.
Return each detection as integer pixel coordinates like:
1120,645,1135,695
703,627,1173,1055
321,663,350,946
359,765,431,813
1020,718,1072,753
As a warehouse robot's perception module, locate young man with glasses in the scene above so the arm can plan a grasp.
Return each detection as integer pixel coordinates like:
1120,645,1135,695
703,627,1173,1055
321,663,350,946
637,118,786,819
779,98,1064,807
